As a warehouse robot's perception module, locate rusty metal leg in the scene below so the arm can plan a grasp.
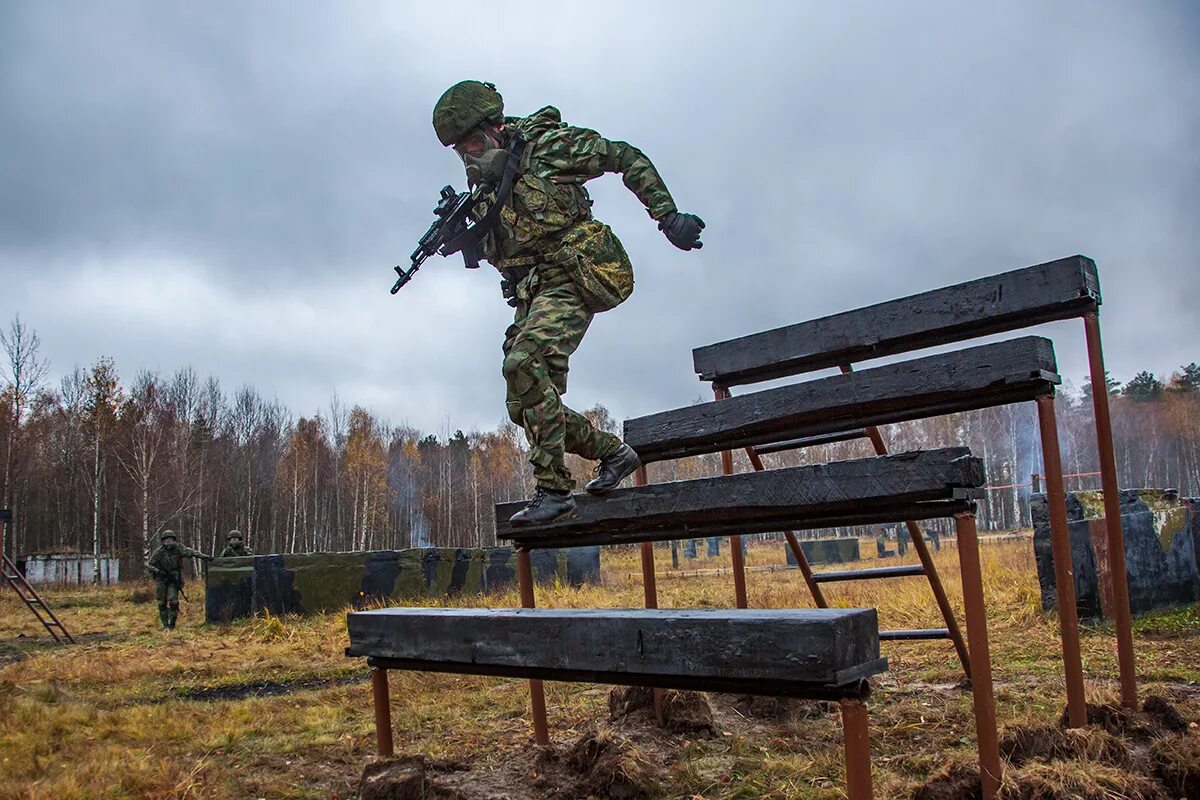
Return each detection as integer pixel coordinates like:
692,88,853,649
857,423,972,679
1084,312,1137,710
371,666,394,757
744,446,829,607
955,512,1001,800
1036,395,1088,727
841,697,874,800
634,466,665,724
714,385,748,608
517,548,550,746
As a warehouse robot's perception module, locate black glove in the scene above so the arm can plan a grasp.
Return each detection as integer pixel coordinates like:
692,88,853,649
658,211,705,251
500,276,519,308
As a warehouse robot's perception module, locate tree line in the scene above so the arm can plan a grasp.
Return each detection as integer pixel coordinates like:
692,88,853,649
2,316,1198,580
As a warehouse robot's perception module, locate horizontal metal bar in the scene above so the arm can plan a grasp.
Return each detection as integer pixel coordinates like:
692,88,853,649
751,429,871,455
880,628,951,641
813,565,927,583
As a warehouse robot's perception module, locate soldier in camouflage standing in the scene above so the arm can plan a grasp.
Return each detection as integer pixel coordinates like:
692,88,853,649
431,81,704,524
144,530,212,630
219,530,254,558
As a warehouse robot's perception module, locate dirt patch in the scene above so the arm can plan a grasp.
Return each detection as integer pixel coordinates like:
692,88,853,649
913,761,981,800
359,756,481,800
726,693,831,722
607,685,716,735
999,725,1130,768
359,728,665,800
174,674,365,702
1151,734,1200,799
917,699,1197,800
1002,761,1166,800
0,631,111,665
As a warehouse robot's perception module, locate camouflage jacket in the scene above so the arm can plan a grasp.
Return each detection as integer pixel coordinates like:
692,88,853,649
145,543,208,581
478,106,677,267
219,544,254,558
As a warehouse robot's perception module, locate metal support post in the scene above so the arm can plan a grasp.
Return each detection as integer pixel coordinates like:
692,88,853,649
1035,395,1088,727
634,466,665,724
1083,311,1138,709
371,666,394,757
841,697,874,800
713,386,748,608
517,548,550,745
955,512,1001,800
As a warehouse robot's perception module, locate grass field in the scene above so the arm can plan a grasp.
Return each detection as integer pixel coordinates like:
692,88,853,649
1,537,1197,799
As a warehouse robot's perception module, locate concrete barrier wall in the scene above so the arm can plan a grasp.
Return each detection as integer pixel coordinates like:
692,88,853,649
205,546,601,623
16,554,120,585
784,537,861,567
1031,489,1199,620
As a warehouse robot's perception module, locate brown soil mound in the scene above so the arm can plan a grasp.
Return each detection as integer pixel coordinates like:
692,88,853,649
534,727,663,800
1002,761,1166,800
359,756,475,800
913,761,981,800
728,693,831,722
917,699,1196,800
999,725,1130,768
607,685,716,735
1151,734,1200,799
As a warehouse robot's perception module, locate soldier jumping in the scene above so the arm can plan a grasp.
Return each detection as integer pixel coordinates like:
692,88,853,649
429,81,704,524
144,530,213,630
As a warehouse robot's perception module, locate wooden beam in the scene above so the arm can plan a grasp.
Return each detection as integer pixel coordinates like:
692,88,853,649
347,607,886,692
629,337,1058,463
692,255,1098,386
495,449,983,547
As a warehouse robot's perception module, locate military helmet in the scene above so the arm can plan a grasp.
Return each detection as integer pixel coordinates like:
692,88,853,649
159,530,177,541
432,80,504,147
227,530,242,541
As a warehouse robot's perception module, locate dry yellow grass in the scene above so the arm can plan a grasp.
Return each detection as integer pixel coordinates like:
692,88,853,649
0,537,1196,799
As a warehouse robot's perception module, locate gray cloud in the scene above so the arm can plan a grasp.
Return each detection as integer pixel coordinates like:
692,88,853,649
2,1,1197,431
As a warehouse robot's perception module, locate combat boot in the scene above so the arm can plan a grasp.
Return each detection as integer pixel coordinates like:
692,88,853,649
509,487,577,525
585,444,641,494
158,606,170,630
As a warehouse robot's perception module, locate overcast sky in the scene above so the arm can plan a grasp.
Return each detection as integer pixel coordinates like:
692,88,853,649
2,2,1197,433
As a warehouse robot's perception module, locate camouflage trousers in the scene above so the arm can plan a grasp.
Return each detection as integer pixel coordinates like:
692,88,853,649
502,265,622,492
155,578,180,628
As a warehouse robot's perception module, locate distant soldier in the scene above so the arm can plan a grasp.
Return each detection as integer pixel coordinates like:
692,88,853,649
144,530,212,630
219,530,254,558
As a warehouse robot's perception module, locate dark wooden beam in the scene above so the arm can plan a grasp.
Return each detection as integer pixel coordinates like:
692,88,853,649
347,607,886,691
628,337,1058,463
495,449,983,547
693,255,1098,386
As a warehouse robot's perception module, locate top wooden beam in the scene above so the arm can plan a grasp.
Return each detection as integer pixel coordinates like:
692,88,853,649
692,254,1100,386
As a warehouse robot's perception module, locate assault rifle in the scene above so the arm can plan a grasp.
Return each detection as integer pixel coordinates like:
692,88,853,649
391,131,526,294
391,185,486,294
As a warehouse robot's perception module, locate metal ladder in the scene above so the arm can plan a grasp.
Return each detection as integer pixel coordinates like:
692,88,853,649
717,372,973,682
1,512,76,644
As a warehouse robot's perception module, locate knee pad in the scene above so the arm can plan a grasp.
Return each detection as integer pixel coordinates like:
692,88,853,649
502,348,547,408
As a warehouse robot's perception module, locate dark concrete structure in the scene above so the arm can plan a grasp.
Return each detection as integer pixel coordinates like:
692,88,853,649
205,546,600,623
785,537,861,567
1031,489,1199,619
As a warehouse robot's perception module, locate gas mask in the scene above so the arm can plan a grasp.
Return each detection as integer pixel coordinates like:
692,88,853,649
462,148,510,189
456,125,509,189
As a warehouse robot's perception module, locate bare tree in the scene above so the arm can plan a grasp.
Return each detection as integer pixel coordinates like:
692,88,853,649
1,316,50,559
